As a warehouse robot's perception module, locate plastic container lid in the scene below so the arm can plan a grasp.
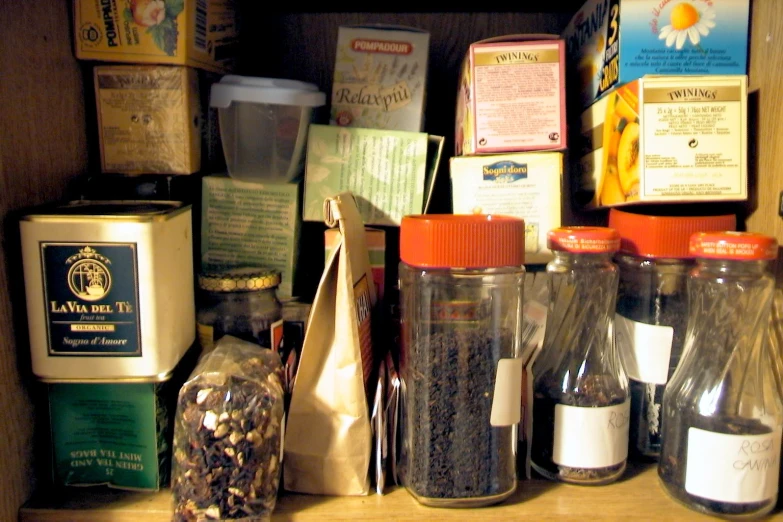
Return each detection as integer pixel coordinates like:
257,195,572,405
400,214,526,268
609,208,737,258
689,231,778,261
198,267,281,292
210,75,326,108
547,226,620,254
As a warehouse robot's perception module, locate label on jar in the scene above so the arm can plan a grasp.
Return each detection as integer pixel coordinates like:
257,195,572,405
685,427,782,503
615,313,674,385
42,243,141,356
490,358,523,426
553,401,630,468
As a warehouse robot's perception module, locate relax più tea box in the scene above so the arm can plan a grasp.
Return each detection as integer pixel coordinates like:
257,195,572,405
456,35,567,155
20,200,195,381
562,0,750,110
74,0,238,73
575,74,747,209
330,25,430,132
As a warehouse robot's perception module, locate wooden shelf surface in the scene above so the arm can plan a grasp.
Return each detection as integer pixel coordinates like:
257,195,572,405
19,463,783,521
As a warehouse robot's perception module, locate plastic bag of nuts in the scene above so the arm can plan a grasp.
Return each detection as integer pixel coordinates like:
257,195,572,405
172,335,285,521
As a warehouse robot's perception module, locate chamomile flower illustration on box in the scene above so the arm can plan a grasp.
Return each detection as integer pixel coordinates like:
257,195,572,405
658,2,717,50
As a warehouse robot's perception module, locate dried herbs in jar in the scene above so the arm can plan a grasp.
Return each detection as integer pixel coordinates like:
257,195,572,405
172,336,285,521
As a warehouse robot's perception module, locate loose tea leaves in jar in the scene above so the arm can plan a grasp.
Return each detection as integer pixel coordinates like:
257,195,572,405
172,336,285,521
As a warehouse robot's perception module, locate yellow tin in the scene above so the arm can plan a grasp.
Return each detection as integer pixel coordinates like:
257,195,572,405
20,200,195,381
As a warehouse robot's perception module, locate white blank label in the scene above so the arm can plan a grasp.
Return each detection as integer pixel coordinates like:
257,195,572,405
615,313,674,385
553,401,630,468
686,427,782,503
490,358,523,427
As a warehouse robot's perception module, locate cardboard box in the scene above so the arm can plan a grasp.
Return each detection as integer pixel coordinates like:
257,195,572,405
456,35,566,155
562,0,750,110
94,65,201,174
201,175,301,299
73,0,238,73
331,25,430,132
450,152,564,264
303,124,444,226
325,227,386,302
575,75,747,209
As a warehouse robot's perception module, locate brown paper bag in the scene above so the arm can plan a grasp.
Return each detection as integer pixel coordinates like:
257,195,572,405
284,192,377,495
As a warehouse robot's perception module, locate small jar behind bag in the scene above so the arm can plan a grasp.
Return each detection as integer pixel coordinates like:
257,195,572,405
172,335,285,522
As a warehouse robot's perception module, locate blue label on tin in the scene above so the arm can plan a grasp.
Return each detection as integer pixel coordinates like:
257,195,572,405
42,243,141,356
482,161,528,182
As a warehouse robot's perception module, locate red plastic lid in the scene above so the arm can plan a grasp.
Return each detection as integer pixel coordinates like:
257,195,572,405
609,208,737,258
689,231,778,260
399,214,526,268
547,226,620,254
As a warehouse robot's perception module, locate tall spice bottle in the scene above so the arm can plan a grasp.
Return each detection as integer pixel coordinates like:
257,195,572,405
530,226,629,485
658,231,783,517
609,209,736,459
398,214,526,507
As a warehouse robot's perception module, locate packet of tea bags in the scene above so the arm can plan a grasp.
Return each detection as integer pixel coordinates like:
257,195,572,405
284,192,377,495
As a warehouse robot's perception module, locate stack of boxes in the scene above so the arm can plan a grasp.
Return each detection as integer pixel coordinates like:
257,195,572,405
22,0,241,491
450,35,568,265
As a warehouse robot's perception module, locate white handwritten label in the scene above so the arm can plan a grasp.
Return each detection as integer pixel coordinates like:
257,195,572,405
685,427,782,503
490,358,523,427
615,313,674,385
553,400,630,468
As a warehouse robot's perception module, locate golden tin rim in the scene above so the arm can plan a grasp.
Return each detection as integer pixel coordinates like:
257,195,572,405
38,368,175,384
198,267,281,292
21,200,191,223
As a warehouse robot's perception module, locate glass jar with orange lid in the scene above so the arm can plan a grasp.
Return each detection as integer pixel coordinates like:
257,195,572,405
398,214,526,508
658,231,783,518
530,226,629,485
609,208,737,459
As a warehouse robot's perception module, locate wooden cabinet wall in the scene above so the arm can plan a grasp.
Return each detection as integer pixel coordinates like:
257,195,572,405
1,1,782,520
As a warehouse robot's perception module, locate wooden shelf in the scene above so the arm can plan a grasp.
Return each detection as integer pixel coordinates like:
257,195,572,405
19,463,783,521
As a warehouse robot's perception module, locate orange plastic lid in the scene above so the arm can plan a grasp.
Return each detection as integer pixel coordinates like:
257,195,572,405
609,208,737,258
399,214,525,268
547,226,620,254
689,231,778,260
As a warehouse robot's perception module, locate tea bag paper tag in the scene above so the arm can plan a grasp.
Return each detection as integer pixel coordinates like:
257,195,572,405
615,313,674,385
490,358,523,427
553,401,630,468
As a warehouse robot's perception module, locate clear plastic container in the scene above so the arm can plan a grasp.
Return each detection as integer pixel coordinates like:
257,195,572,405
196,268,282,354
609,208,736,459
209,76,325,182
530,226,629,486
172,336,285,521
398,214,526,508
658,231,783,518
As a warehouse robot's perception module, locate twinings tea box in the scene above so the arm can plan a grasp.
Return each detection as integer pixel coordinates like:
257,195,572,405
562,0,750,110
20,201,195,381
456,35,567,155
450,152,564,264
94,65,201,175
330,25,430,132
73,0,238,73
303,125,444,226
47,348,197,491
200,175,301,299
575,75,747,209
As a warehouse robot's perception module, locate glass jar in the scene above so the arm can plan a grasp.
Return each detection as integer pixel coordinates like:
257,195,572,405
398,214,526,508
659,231,783,518
609,209,736,459
197,268,282,353
530,226,629,485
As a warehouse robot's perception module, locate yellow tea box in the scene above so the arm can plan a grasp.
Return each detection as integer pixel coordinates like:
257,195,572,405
575,74,747,209
94,65,201,175
73,0,238,73
450,152,564,264
456,35,566,155
331,25,430,132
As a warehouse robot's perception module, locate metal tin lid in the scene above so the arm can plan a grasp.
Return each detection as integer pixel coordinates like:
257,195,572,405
20,200,190,222
198,267,281,292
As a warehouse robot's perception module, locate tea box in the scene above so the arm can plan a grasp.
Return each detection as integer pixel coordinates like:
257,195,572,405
20,200,195,381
